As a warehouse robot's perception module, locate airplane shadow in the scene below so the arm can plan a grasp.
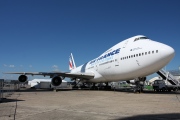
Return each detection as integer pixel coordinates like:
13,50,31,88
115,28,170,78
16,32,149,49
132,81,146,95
115,89,180,94
0,98,25,103
13,88,180,95
78,88,180,95
115,113,180,120
141,90,180,94
15,88,73,92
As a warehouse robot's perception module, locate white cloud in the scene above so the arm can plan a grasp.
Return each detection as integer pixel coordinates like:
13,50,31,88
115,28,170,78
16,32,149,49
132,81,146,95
9,65,15,68
52,65,59,71
52,65,58,69
3,64,7,67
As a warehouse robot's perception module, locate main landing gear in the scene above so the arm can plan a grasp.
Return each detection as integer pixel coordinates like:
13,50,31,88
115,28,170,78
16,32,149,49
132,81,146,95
90,83,97,89
72,79,81,89
90,82,111,90
104,82,111,90
133,77,146,93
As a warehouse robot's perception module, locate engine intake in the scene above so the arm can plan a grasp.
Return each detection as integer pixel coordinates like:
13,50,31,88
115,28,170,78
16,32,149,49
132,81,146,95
51,76,62,86
18,75,28,82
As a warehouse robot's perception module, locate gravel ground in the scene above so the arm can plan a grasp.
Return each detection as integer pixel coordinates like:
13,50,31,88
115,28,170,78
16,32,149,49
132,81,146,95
0,89,180,120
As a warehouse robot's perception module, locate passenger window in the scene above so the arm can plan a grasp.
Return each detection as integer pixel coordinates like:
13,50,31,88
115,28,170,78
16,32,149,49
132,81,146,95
136,54,138,57
134,54,135,57
145,52,147,55
152,51,154,54
156,50,158,53
148,51,150,54
139,53,141,56
131,55,133,58
142,53,144,56
129,56,130,58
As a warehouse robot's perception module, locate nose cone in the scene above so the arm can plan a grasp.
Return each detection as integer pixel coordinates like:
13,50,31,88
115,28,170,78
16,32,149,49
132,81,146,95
160,44,175,64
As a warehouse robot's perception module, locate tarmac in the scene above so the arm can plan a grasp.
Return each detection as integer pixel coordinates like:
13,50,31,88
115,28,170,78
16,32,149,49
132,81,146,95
0,89,180,120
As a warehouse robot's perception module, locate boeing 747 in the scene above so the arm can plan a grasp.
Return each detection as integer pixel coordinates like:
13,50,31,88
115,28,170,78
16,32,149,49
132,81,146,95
4,35,175,92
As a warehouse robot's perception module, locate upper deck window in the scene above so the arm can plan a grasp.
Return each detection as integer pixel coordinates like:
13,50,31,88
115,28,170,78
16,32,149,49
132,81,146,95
134,37,148,42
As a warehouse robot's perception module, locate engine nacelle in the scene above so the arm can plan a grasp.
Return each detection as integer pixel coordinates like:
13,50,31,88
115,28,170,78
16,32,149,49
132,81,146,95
18,75,28,83
126,80,135,84
51,76,62,86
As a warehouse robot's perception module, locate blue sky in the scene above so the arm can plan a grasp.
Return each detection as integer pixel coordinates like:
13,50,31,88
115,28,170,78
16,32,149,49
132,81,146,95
0,0,180,80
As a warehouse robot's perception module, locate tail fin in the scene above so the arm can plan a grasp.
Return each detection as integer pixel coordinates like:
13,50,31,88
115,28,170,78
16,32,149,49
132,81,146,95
69,53,76,71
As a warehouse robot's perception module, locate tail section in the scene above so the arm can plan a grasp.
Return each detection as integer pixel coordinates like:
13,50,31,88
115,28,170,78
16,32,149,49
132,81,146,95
69,53,76,71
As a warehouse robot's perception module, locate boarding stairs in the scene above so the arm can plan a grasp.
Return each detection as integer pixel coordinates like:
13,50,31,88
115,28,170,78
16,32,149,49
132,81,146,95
157,69,179,85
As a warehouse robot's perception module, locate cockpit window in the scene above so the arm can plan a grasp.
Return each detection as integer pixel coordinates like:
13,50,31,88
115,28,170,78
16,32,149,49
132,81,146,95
134,37,148,42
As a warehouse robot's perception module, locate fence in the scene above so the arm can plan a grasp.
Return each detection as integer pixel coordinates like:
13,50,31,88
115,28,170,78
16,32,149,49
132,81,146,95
0,79,20,102
0,79,4,102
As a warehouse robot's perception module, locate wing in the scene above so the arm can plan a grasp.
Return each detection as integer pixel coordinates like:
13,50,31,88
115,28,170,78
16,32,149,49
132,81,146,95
4,72,94,80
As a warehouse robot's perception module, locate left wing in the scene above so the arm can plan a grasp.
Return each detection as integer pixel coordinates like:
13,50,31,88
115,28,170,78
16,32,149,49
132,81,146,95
4,72,95,80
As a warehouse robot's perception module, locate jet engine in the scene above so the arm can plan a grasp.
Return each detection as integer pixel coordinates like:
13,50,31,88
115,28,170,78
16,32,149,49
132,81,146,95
127,78,145,85
18,75,28,82
51,76,62,86
126,80,135,84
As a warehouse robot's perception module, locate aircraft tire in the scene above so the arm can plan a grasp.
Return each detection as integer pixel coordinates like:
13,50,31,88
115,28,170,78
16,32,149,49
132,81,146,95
133,89,137,93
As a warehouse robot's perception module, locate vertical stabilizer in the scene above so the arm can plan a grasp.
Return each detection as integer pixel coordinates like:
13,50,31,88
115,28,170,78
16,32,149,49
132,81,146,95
69,53,76,71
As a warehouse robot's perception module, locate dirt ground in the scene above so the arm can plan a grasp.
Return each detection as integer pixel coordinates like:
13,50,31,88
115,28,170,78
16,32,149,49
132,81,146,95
0,89,180,120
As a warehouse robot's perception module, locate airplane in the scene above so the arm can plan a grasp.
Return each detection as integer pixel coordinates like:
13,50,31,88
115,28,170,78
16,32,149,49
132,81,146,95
4,35,175,92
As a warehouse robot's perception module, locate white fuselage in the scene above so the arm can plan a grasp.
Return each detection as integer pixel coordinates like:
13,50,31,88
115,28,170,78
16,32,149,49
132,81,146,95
71,35,175,83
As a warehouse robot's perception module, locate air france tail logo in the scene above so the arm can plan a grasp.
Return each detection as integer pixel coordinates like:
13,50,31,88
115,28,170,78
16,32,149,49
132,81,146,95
69,55,75,70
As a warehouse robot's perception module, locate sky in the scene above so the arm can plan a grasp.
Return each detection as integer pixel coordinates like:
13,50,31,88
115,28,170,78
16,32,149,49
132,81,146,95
0,0,180,80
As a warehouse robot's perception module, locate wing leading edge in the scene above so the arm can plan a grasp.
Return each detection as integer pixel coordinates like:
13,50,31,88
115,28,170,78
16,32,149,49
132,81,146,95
4,72,94,80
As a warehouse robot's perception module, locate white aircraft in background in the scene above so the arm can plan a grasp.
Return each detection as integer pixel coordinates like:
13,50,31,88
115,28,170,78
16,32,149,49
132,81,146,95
28,79,68,89
4,35,175,92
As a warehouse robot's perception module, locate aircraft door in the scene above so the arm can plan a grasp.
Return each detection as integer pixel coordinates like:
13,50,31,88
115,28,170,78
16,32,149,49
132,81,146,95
103,66,112,79
95,64,98,71
115,54,120,67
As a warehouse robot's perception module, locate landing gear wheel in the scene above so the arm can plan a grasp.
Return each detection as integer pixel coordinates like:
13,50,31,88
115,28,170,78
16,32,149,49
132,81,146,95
104,82,111,90
173,88,177,91
162,87,165,92
72,86,79,89
133,88,138,93
104,86,111,90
